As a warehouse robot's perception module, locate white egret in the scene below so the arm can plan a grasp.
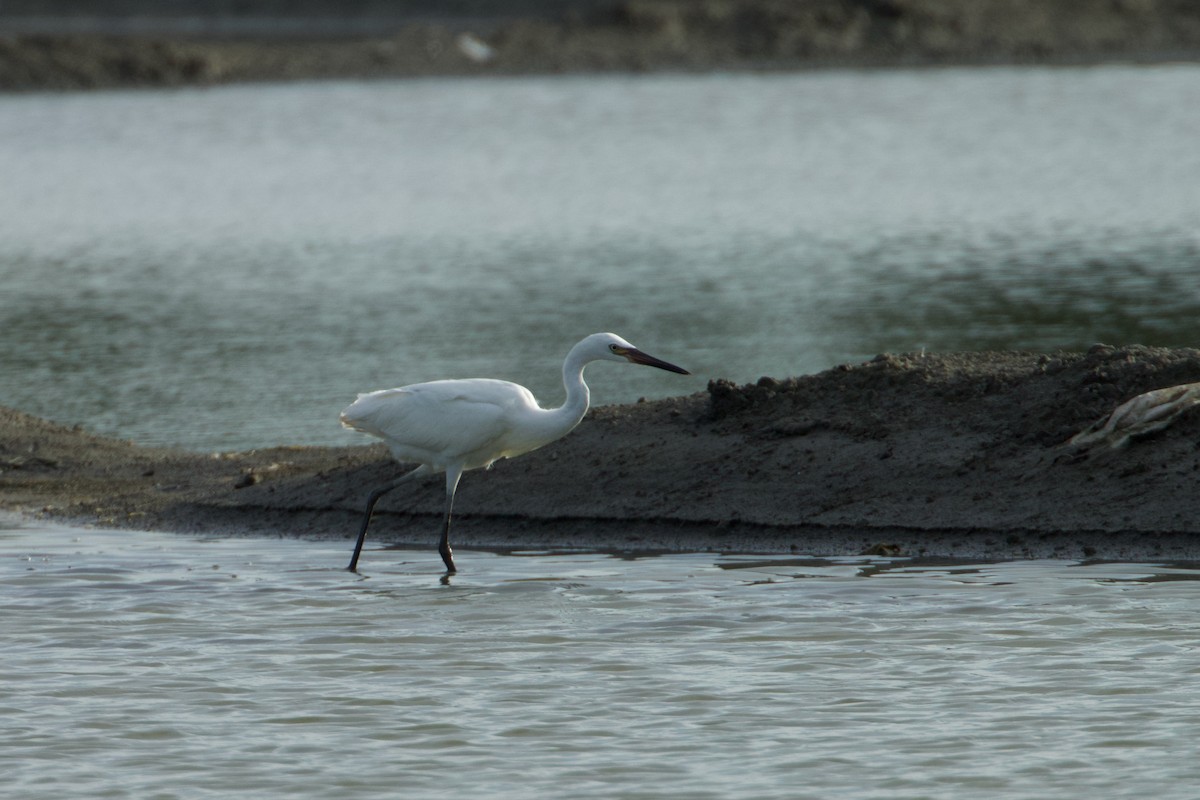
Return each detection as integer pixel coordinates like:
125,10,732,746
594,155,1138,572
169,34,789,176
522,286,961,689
340,332,689,573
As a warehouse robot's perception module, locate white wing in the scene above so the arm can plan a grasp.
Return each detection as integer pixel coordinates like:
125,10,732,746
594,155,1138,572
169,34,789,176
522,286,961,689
340,379,539,470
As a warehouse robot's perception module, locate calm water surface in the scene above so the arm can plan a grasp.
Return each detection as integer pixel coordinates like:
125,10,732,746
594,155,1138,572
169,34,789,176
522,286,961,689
4,519,1200,799
1,66,1199,450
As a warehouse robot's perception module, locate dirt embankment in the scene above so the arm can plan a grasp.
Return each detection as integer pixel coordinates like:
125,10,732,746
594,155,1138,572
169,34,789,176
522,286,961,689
3,0,1200,91
3,345,1199,563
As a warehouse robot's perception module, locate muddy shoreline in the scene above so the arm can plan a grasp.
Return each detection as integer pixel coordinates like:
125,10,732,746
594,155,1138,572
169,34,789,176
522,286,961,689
4,345,1199,565
3,0,1200,91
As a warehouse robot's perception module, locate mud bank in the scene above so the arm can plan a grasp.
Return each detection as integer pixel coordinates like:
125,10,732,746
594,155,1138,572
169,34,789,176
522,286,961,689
3,0,1200,91
3,345,1199,564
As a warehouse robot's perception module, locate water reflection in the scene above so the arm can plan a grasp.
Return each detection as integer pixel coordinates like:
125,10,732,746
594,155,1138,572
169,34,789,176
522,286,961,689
1,67,1198,450
714,552,1200,585
5,523,1200,799
827,234,1200,356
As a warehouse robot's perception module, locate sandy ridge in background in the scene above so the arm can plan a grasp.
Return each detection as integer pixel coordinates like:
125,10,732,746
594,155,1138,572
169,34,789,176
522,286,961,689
3,345,1199,564
2,0,1200,90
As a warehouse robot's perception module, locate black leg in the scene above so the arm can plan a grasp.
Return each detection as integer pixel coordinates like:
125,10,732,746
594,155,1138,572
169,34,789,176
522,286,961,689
439,468,462,574
347,469,420,572
438,513,456,573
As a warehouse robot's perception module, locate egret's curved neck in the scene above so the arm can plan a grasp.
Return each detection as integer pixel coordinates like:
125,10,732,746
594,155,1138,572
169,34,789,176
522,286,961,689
549,342,593,436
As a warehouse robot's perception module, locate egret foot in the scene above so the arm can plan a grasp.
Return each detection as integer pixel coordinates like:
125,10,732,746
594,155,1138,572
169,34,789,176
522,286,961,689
440,543,457,574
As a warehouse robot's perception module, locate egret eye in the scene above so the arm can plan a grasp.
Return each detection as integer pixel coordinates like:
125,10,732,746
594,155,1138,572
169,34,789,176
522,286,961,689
609,344,620,352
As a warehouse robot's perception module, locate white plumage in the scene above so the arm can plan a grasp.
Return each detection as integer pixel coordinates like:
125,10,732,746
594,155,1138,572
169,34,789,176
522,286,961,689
341,332,689,573
342,381,535,471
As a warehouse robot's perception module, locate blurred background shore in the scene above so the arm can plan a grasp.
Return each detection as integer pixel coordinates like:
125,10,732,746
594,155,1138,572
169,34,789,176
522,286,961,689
3,0,1200,91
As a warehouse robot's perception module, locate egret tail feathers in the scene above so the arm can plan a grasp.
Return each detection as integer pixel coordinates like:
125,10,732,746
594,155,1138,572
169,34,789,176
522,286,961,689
339,388,411,437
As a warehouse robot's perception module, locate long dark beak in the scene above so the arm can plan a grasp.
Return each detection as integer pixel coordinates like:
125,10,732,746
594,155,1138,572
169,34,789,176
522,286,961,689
626,348,690,375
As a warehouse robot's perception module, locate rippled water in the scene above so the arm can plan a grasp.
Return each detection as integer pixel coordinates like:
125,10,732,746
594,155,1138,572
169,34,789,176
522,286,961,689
1,66,1199,450
5,519,1200,799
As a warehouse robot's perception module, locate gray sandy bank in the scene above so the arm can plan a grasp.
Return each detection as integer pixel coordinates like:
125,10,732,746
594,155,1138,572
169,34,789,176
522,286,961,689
3,0,1200,91
3,345,1199,564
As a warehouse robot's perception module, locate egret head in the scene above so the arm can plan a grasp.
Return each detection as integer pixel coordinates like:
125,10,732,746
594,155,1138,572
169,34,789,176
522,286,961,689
581,332,690,374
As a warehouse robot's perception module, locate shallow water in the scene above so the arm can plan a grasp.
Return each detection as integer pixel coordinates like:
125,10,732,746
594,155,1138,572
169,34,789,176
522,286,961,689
1,66,1199,450
4,519,1200,799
